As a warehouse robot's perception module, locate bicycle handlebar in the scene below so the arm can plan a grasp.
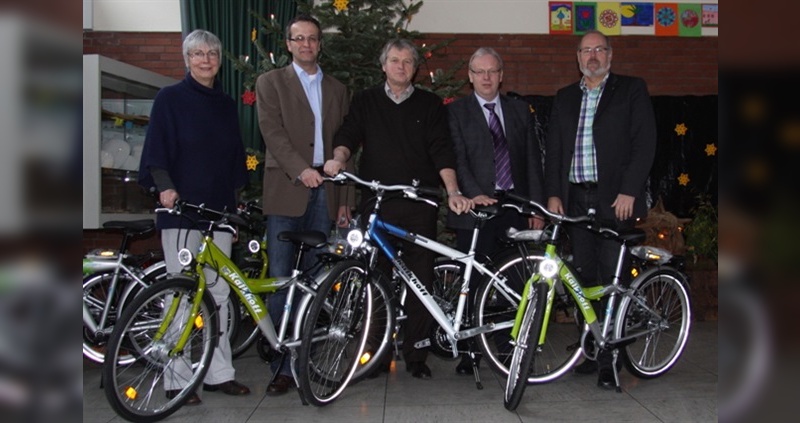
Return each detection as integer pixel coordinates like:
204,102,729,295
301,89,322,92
502,192,620,238
155,200,249,232
324,171,441,206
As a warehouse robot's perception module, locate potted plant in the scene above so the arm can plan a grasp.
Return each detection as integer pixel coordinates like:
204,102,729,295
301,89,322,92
683,194,718,320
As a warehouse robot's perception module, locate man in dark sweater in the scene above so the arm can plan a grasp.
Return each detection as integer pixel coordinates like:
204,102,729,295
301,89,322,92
324,39,473,380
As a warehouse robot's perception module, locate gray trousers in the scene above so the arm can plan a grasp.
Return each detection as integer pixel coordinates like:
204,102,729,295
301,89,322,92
161,228,235,389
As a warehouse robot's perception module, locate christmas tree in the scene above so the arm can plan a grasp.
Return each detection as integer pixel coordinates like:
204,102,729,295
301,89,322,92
231,0,466,104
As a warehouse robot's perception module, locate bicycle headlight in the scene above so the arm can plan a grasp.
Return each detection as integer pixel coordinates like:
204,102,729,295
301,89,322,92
177,248,194,267
346,229,364,248
539,258,559,279
247,239,261,254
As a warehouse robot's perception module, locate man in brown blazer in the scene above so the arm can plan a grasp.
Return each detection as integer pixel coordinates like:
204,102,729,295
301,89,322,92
255,14,350,395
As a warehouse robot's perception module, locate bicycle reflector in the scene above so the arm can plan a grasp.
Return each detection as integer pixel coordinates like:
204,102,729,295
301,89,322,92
539,258,559,279
177,248,193,267
346,229,364,248
248,239,260,254
360,351,372,365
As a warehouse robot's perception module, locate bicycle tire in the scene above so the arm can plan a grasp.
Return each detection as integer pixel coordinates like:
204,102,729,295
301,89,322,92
83,265,167,365
351,268,395,382
476,250,554,383
615,267,691,378
297,259,372,406
103,275,218,422
504,282,548,411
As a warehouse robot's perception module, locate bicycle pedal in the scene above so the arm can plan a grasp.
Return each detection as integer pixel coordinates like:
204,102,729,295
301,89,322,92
414,339,431,349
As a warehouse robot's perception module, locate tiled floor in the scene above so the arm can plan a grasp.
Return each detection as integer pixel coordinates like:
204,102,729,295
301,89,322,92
83,321,717,422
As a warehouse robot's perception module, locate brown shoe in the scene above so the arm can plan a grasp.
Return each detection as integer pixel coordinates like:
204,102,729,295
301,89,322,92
266,374,294,396
202,380,250,396
165,390,202,405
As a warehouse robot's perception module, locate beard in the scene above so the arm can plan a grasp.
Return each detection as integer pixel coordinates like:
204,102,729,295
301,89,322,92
580,60,610,78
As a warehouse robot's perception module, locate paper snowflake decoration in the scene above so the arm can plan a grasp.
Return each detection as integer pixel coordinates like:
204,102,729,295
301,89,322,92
241,90,256,106
705,143,717,156
246,155,260,171
674,123,688,136
333,0,348,12
529,105,536,114
677,173,690,186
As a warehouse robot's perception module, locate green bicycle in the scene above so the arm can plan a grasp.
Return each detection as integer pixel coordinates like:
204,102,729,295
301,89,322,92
103,200,374,421
501,193,692,411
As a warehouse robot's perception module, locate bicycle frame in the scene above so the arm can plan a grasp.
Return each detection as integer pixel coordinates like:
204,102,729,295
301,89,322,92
363,203,517,358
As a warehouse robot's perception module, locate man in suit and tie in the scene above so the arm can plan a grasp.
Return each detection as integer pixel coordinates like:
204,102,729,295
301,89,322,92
255,14,351,395
447,47,545,259
446,47,545,375
545,30,656,389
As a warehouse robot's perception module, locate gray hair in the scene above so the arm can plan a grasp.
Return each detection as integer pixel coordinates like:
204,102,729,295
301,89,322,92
577,30,612,50
183,29,222,67
469,47,504,70
379,38,419,68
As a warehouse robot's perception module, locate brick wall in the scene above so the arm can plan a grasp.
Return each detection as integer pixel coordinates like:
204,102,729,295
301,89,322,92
84,31,717,95
420,33,718,96
83,32,186,80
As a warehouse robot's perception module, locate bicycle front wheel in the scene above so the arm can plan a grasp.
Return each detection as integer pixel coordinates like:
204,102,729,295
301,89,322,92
504,282,548,411
615,267,691,378
351,268,395,382
298,260,372,406
103,275,218,422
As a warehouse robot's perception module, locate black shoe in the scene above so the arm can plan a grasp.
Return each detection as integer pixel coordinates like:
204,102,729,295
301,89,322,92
574,359,598,374
406,361,432,379
266,374,295,396
597,368,615,390
165,390,202,405
455,355,480,375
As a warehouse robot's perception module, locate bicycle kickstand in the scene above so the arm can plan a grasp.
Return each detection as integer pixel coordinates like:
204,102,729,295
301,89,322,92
468,349,483,390
611,349,622,393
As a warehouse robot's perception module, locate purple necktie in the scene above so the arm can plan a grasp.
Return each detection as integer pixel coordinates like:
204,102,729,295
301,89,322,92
484,103,512,190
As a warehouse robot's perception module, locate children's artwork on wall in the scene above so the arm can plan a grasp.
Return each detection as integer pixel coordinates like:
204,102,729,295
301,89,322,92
621,2,654,26
574,2,597,33
550,2,574,34
701,4,718,27
678,3,702,36
596,2,622,35
655,3,679,36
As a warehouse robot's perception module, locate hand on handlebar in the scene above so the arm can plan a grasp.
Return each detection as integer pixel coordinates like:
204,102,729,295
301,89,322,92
159,189,179,209
298,167,324,188
447,193,474,215
472,194,497,206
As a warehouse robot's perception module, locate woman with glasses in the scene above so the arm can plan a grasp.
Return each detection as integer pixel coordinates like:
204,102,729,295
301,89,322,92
138,29,250,405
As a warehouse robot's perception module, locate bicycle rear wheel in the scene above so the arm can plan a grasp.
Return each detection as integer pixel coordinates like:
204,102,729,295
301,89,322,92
103,276,218,422
504,282,548,411
298,260,372,406
616,267,691,378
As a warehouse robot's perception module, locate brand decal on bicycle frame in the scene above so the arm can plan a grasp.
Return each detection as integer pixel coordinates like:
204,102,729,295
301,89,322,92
221,265,263,314
561,265,594,317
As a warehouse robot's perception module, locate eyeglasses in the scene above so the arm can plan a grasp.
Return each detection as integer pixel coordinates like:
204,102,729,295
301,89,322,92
188,50,220,61
578,46,610,56
469,68,502,77
288,35,320,44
